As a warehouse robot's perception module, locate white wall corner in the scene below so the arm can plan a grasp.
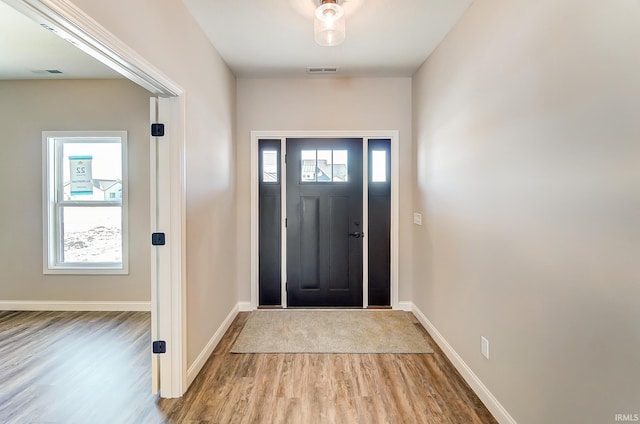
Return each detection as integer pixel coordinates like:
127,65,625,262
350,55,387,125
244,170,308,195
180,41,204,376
410,304,518,424
238,301,254,312
186,304,240,387
0,301,151,311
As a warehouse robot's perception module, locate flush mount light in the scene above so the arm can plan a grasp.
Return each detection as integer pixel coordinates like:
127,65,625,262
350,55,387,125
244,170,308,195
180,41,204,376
314,0,345,46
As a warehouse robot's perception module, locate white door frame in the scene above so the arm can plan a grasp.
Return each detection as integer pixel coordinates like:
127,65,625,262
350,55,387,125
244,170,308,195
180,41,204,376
251,131,400,310
150,96,187,397
5,0,187,398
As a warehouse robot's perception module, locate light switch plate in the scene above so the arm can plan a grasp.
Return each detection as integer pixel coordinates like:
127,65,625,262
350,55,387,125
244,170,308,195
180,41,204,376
413,212,422,225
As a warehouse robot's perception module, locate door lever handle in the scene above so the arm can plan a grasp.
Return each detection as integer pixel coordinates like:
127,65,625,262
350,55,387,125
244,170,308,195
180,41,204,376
348,231,364,239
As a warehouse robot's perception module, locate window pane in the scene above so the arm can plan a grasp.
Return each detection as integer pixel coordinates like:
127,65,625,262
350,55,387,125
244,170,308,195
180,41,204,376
371,150,387,182
61,206,122,263
62,142,122,202
332,150,348,182
300,149,349,183
317,150,332,182
262,150,278,182
301,150,317,182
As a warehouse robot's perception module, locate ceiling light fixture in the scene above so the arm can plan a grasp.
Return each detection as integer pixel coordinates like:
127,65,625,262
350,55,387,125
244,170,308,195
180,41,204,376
314,0,345,47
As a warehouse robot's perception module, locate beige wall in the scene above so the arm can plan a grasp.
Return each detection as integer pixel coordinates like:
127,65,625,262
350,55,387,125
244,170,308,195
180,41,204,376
236,77,413,304
0,79,151,302
71,0,237,367
412,0,640,423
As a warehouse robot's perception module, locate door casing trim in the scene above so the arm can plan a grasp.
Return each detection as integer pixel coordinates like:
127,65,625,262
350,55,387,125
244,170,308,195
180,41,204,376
251,131,400,310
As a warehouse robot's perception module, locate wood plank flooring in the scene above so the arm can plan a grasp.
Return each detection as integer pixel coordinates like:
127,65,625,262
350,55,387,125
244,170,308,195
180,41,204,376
0,310,497,424
161,312,496,424
0,311,164,424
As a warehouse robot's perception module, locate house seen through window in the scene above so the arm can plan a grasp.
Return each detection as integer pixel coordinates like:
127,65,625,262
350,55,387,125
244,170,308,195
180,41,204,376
300,149,348,182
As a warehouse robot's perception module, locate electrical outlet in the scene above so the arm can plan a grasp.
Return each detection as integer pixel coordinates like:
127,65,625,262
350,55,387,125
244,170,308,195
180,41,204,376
413,212,422,225
481,336,490,359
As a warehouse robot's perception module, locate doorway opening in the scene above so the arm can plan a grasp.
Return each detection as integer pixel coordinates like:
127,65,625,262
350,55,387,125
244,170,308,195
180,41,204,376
5,0,186,398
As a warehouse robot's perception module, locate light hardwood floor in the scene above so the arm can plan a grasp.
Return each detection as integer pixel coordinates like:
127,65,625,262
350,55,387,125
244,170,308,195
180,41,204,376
0,311,497,424
0,311,162,424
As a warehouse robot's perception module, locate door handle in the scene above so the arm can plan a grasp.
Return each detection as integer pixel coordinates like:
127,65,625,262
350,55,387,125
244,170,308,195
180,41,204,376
348,231,364,239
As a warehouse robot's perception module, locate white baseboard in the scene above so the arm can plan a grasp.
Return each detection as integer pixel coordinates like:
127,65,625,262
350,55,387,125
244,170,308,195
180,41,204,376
397,301,413,311
0,300,151,311
238,301,253,312
186,303,240,387
410,303,517,424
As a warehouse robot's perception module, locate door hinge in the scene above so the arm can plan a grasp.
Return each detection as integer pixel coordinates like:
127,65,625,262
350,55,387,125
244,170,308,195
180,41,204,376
284,154,287,164
152,340,166,354
285,282,288,292
151,232,166,246
285,218,287,228
151,123,165,137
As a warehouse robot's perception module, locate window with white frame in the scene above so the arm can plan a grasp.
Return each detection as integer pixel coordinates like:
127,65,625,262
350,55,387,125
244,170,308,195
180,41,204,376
43,131,128,274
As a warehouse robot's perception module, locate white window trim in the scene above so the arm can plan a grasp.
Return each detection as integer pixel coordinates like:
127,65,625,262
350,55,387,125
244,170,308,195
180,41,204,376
42,130,129,275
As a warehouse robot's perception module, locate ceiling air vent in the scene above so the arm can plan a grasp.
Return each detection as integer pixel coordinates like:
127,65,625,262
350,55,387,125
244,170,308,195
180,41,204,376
307,67,338,74
40,23,56,32
31,70,63,75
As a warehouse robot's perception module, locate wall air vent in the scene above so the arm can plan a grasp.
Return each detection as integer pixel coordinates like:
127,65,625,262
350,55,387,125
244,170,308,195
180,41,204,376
307,67,339,74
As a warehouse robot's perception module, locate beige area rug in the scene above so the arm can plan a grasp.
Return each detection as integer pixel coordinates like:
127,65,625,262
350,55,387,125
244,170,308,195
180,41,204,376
230,310,434,354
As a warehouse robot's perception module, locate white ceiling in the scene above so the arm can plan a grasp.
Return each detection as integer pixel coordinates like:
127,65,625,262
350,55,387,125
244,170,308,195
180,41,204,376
183,0,473,77
0,1,121,80
1,0,472,80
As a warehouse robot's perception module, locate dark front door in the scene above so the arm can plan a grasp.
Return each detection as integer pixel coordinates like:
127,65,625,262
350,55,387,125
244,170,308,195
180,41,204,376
286,138,363,307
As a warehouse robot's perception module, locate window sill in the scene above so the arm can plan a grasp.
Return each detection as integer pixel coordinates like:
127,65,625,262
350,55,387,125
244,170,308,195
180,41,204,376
43,265,129,276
